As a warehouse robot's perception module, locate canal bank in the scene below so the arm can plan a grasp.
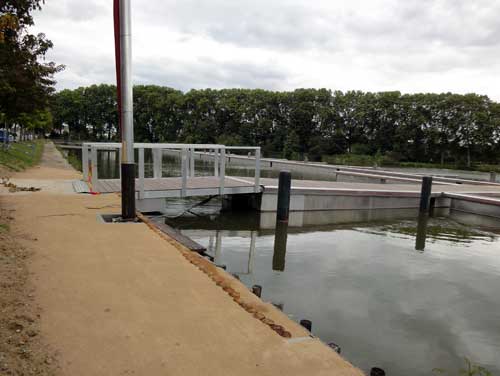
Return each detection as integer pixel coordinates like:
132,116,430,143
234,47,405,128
0,142,363,376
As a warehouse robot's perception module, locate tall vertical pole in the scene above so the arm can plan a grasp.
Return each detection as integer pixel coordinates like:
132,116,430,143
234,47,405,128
116,0,135,220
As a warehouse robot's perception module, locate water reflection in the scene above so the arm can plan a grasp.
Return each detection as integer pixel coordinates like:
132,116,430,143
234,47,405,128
272,221,288,271
415,214,429,251
205,229,257,275
164,211,500,376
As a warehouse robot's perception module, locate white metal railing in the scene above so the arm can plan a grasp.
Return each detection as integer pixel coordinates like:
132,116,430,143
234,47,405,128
81,142,261,198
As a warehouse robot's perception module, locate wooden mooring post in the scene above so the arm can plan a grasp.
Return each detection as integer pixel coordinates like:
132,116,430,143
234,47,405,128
419,176,433,214
277,171,292,222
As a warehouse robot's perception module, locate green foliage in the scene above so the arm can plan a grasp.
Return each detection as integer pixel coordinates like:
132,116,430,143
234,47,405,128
67,152,82,172
56,148,82,172
0,140,44,171
0,223,9,232
433,358,492,376
1,0,62,136
322,153,400,167
48,87,500,167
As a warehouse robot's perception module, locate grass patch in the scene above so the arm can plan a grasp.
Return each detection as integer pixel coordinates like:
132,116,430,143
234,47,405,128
322,153,398,167
322,154,500,173
0,141,44,172
0,223,9,232
66,151,82,172
55,147,82,172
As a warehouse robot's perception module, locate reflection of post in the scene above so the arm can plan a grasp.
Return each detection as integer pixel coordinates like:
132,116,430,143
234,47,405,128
272,220,288,271
215,230,222,265
208,235,214,253
247,231,256,274
415,213,428,251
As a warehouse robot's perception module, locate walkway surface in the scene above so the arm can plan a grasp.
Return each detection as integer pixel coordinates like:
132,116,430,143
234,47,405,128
0,142,364,376
85,175,500,198
238,177,500,196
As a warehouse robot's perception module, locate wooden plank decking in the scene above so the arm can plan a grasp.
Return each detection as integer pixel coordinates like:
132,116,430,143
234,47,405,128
79,176,259,198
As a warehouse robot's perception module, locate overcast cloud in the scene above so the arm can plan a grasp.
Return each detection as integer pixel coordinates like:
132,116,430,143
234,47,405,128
33,0,500,99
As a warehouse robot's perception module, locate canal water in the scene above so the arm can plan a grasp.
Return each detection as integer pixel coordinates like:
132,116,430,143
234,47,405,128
152,200,500,376
67,148,500,374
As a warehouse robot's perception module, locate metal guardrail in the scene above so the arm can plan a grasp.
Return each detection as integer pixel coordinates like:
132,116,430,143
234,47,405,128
81,142,261,198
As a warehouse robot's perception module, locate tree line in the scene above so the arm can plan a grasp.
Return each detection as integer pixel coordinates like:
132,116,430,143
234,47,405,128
1,0,62,140
50,85,500,167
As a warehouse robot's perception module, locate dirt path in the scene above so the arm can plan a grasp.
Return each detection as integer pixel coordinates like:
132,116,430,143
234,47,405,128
0,142,64,375
1,142,364,376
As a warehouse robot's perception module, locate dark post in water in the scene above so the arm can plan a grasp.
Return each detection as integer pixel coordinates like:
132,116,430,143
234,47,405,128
277,171,292,222
272,221,288,271
415,213,429,251
415,176,433,251
419,176,433,214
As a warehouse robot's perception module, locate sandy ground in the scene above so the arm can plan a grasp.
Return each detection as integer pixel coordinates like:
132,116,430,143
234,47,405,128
0,143,62,375
1,142,364,376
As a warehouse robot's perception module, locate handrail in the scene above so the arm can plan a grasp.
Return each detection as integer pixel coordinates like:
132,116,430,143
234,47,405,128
222,146,261,192
82,142,262,197
83,142,225,149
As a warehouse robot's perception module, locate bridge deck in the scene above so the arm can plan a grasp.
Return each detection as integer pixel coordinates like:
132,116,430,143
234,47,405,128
77,176,258,198
76,175,500,198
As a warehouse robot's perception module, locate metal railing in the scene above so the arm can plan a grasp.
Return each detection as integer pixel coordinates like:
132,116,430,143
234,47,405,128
81,142,261,198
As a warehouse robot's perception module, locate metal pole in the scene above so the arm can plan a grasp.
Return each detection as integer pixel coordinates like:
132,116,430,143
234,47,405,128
138,147,144,199
119,0,135,220
91,146,98,188
214,148,219,177
181,148,188,197
190,148,195,177
82,144,89,181
219,148,226,195
254,147,261,193
153,148,162,178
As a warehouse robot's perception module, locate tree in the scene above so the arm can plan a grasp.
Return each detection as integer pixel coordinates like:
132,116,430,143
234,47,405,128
0,0,63,136
48,85,500,166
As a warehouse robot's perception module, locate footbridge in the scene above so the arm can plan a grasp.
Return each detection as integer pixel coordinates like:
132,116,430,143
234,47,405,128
75,142,262,211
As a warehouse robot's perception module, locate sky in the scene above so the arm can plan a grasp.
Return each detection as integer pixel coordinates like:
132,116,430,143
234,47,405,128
33,0,500,100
